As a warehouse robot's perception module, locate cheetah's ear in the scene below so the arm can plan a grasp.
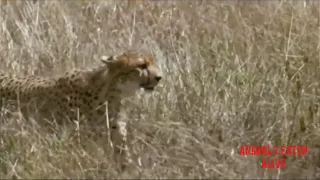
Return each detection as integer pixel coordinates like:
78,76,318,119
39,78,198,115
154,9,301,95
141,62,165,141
101,55,125,70
100,55,116,64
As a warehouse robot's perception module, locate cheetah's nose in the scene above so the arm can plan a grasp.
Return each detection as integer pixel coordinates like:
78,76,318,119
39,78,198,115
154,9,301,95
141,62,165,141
155,76,162,82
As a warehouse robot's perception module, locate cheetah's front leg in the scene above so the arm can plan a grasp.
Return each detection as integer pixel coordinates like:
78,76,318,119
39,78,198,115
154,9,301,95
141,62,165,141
108,101,132,172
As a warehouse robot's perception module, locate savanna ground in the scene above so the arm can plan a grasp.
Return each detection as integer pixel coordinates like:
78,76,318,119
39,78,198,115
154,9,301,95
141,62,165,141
0,0,320,178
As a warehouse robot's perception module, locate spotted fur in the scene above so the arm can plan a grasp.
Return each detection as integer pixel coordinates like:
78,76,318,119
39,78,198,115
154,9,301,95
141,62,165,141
0,50,162,171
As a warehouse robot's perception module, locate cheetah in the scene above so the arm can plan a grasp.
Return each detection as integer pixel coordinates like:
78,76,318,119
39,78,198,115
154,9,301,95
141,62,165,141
0,50,162,171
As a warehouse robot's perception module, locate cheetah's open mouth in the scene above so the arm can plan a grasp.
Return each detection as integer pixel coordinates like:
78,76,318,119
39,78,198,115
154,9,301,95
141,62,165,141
140,84,155,91
144,87,154,91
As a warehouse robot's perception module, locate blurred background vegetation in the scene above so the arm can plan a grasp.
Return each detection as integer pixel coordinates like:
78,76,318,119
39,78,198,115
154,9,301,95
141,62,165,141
0,0,319,178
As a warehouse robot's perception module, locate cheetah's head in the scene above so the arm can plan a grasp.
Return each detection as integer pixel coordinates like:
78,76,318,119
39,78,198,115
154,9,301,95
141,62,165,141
101,51,162,93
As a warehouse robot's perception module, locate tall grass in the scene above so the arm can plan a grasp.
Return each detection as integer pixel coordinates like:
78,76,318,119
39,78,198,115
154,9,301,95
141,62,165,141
0,0,319,178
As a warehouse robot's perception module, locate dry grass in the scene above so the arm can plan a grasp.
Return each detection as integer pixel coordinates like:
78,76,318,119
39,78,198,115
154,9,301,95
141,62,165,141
0,0,320,178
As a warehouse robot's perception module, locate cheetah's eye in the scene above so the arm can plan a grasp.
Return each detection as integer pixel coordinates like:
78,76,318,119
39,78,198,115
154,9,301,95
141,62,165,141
138,64,147,69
